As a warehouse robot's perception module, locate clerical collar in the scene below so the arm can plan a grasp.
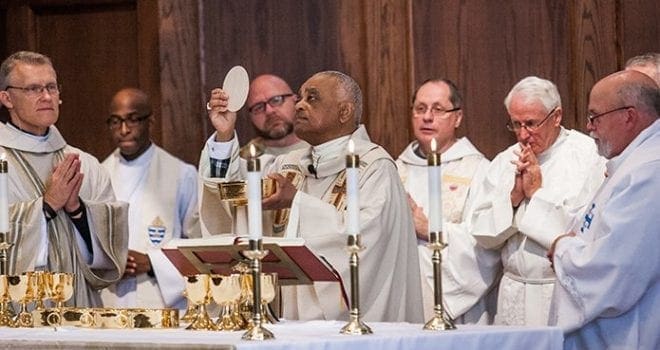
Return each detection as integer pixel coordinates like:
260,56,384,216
7,119,50,138
119,143,155,165
310,134,351,166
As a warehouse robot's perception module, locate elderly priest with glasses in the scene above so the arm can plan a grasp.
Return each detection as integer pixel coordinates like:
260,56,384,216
0,51,128,307
470,76,606,326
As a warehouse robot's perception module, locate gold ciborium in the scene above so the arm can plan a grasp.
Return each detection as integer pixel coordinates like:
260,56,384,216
184,274,217,330
218,178,276,207
210,274,242,330
50,272,74,309
7,272,37,327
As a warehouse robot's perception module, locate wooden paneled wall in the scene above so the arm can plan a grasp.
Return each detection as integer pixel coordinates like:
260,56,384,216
1,0,658,163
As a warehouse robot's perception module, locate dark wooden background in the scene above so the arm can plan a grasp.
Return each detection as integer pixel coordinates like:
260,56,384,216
1,0,658,165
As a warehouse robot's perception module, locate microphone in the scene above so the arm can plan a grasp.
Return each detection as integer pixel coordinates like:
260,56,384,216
307,164,318,179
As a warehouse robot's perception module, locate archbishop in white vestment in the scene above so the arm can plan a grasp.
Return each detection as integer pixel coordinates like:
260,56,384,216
101,144,200,309
201,125,423,322
397,138,499,323
1,123,128,307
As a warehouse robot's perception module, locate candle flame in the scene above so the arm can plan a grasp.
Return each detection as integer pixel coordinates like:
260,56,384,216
348,139,355,154
249,143,256,158
431,138,437,152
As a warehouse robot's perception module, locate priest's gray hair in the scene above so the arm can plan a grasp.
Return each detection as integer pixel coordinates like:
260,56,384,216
0,51,54,90
317,71,363,126
504,76,562,114
625,52,660,69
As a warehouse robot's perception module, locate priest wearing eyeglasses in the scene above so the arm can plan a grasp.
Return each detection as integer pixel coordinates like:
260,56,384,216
470,76,606,326
100,87,200,309
0,51,129,307
199,74,308,237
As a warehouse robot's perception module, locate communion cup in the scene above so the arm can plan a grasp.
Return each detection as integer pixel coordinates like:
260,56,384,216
184,274,216,330
0,275,14,327
33,271,53,311
50,273,74,309
7,272,37,327
210,274,242,330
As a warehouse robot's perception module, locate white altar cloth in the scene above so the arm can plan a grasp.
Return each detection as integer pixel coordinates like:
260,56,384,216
0,320,563,349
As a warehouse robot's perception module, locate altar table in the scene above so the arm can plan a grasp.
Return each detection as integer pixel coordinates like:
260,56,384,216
0,320,563,350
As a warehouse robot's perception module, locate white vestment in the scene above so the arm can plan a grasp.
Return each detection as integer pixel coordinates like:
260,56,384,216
101,144,200,309
397,138,499,324
0,123,128,307
199,125,424,323
471,128,606,326
549,120,660,350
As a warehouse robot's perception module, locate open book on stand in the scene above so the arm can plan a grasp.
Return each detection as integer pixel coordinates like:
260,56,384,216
162,236,340,286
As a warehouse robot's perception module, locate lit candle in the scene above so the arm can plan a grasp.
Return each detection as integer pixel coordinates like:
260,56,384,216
0,154,8,233
346,139,360,236
427,138,442,233
246,144,262,240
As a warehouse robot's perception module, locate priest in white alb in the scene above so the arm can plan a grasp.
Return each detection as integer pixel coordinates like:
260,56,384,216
470,76,606,326
396,78,498,324
100,88,200,309
0,51,128,307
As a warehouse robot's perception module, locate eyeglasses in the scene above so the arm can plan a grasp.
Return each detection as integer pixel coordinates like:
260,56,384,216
506,106,558,132
587,106,633,125
247,93,296,115
5,83,61,97
106,114,150,130
412,104,461,119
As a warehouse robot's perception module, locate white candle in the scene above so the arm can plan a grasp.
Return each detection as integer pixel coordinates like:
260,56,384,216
0,154,8,233
346,139,360,236
246,144,262,240
427,139,442,233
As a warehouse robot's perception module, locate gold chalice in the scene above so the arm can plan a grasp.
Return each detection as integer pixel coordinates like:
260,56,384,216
33,271,52,311
50,272,74,309
184,274,216,330
7,272,37,327
0,275,14,327
218,178,276,207
210,274,242,330
261,273,278,323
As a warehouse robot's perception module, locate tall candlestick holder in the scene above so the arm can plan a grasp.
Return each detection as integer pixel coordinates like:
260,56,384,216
423,231,455,330
241,239,274,340
0,155,14,326
340,234,372,335
0,231,13,327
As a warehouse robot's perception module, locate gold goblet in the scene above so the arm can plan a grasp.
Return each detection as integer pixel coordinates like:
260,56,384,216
0,275,14,327
210,274,242,330
184,274,216,330
7,272,37,327
261,273,278,323
50,273,74,309
33,271,52,311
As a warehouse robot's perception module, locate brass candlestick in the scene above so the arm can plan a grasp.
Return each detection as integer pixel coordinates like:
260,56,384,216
0,230,15,327
340,234,372,335
241,239,274,340
423,231,455,330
